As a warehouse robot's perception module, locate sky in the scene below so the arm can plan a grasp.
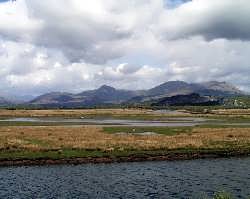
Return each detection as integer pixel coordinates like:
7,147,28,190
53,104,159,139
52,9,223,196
0,0,250,97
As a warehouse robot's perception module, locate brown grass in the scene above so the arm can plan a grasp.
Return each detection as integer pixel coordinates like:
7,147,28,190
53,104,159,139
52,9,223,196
211,109,250,115
4,108,248,122
0,108,193,118
0,126,250,152
0,109,150,117
1,108,250,119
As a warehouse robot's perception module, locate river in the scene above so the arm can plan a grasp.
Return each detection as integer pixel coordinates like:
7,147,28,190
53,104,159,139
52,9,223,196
0,157,250,198
0,117,207,127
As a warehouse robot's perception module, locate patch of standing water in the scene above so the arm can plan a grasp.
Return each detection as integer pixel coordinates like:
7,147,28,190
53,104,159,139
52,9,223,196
115,131,159,136
0,117,204,127
152,109,183,114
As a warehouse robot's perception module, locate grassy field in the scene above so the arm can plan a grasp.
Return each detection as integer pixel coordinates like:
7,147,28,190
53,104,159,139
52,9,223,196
0,108,192,120
0,125,250,160
0,108,249,162
0,108,167,117
103,126,193,135
1,107,250,117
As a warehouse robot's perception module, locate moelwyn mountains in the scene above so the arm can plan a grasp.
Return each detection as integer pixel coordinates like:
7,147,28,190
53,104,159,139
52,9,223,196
0,81,246,107
1,80,239,108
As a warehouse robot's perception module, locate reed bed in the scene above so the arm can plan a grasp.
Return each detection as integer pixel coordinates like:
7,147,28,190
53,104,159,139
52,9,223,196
0,126,249,152
0,109,151,117
0,109,194,119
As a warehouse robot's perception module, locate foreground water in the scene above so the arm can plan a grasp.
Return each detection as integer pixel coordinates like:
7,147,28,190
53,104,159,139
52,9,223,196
0,157,250,198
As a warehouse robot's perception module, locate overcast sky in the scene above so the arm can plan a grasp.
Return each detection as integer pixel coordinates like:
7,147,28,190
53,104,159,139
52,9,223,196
0,0,250,97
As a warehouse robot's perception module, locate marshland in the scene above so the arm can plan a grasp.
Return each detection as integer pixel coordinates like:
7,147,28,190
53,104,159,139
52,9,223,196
0,108,249,198
0,108,249,164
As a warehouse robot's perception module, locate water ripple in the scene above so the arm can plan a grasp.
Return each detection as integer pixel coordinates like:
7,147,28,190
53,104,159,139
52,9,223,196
0,157,250,198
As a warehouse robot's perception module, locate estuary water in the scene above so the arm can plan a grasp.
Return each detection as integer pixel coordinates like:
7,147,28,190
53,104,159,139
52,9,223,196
0,157,250,198
0,117,205,127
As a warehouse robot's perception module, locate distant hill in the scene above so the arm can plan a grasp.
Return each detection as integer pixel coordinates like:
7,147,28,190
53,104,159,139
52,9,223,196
197,81,244,96
30,92,74,105
28,81,244,108
128,81,244,104
151,93,222,106
147,81,198,97
30,85,143,108
0,96,13,106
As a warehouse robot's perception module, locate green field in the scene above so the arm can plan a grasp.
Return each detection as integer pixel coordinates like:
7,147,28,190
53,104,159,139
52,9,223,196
103,126,193,135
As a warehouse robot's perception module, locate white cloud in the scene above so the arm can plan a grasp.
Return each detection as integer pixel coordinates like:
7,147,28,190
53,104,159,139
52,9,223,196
0,0,250,97
0,0,164,64
157,0,250,41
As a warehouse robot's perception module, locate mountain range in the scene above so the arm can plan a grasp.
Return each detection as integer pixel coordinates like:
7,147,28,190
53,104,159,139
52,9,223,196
29,85,144,107
28,81,244,108
127,81,244,104
0,81,245,107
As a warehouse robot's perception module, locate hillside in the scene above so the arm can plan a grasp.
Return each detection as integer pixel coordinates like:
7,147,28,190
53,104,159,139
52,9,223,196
30,85,142,107
128,81,243,104
151,93,222,106
0,97,13,106
29,81,244,108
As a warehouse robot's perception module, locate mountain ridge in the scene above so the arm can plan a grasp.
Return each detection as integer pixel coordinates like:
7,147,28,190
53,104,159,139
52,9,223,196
128,80,244,104
30,85,143,107
0,96,12,106
28,81,244,107
151,93,222,106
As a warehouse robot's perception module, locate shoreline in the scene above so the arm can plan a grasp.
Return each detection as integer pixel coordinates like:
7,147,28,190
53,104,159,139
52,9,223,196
1,150,250,167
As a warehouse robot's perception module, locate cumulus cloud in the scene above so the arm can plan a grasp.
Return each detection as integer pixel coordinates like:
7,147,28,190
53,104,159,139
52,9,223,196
0,38,168,95
0,0,250,98
0,0,164,63
158,0,250,41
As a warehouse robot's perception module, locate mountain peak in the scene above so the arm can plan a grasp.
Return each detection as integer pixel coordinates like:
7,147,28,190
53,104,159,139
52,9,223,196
148,80,193,96
98,85,116,91
200,81,243,94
